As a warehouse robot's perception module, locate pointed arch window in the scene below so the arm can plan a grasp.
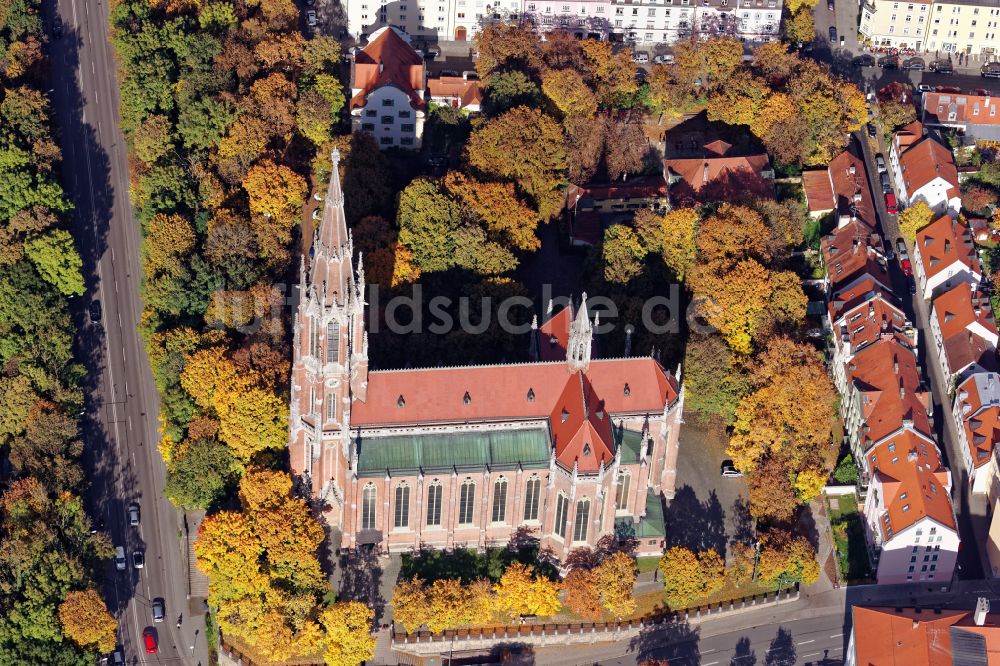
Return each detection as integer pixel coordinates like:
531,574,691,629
523,476,541,522
394,483,410,529
491,477,508,523
326,321,340,363
327,396,337,423
459,479,476,525
614,470,631,512
554,494,569,539
573,498,591,543
361,483,376,530
426,481,443,527
309,316,319,358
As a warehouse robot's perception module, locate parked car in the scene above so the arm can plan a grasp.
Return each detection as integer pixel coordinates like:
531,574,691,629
885,192,898,215
829,26,838,43
930,60,954,74
983,62,1000,79
305,10,317,26
974,88,991,96
902,57,925,70
828,0,834,9
128,502,140,526
151,599,165,623
853,54,876,67
633,52,649,64
112,649,124,666
52,16,63,39
840,35,846,47
896,238,907,256
875,154,887,173
917,84,934,93
880,171,891,192
936,85,961,93
653,54,675,64
132,551,144,569
878,55,899,69
884,240,895,260
721,460,743,478
89,300,102,322
867,123,877,138
142,628,157,655
901,257,913,277
114,546,126,571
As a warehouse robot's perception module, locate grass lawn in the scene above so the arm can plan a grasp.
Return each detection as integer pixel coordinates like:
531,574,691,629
636,556,661,574
828,495,873,583
632,577,778,620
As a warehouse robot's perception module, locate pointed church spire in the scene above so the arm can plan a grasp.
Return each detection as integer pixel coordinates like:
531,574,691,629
318,149,349,252
567,293,593,372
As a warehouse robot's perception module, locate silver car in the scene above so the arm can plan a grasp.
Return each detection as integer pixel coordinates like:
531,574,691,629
114,546,126,571
151,598,165,623
875,154,887,173
128,502,140,527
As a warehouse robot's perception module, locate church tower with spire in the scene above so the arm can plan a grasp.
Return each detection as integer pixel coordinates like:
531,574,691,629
566,293,593,372
289,150,367,523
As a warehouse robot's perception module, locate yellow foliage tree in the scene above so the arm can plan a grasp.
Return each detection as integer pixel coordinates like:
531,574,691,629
898,200,936,241
594,552,637,619
659,207,700,280
58,589,118,653
142,213,195,279
427,578,471,633
443,171,540,251
320,602,376,666
180,346,238,410
757,528,821,586
658,547,725,608
393,577,431,632
494,563,561,619
792,468,828,500
243,159,307,220
691,258,773,355
214,385,288,464
541,67,598,117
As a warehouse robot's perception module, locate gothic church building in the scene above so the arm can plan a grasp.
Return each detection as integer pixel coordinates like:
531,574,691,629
288,152,684,560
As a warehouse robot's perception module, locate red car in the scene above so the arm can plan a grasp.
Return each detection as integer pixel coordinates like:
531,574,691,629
885,192,898,215
143,628,157,654
900,258,913,277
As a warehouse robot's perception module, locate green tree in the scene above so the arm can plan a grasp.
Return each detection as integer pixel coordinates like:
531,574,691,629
176,96,234,151
163,438,237,509
24,230,85,296
397,178,461,273
833,454,859,484
602,224,647,285
484,70,542,115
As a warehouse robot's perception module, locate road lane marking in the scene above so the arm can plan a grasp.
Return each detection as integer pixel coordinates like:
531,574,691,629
703,662,718,665
830,633,843,638
797,639,815,645
802,652,821,659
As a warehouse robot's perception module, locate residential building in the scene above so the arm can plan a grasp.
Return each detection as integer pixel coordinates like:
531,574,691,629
889,121,962,218
860,0,932,50
925,0,1000,56
663,138,773,204
912,214,981,301
922,91,1000,142
861,429,959,584
350,27,426,150
820,220,893,296
427,73,483,112
564,176,670,246
802,149,878,228
845,600,999,666
929,282,998,387
953,372,1000,495
341,0,780,45
827,281,916,395
288,150,683,559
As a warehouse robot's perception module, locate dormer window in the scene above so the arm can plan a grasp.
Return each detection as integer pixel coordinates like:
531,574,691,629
463,391,471,405
561,409,569,423
623,383,631,396
583,443,591,456
527,388,535,402
397,395,405,407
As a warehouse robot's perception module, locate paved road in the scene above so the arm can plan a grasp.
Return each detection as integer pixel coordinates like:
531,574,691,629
853,125,988,581
45,0,209,662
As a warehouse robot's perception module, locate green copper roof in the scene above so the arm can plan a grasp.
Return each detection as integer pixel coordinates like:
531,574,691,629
637,489,666,538
356,429,551,477
618,427,645,464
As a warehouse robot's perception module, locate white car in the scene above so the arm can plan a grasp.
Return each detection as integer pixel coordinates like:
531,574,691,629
306,10,318,26
653,54,675,65
875,154,887,173
633,53,649,64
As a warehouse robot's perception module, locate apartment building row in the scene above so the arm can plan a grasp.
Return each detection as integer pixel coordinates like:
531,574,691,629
860,0,1000,56
341,0,782,46
817,146,961,585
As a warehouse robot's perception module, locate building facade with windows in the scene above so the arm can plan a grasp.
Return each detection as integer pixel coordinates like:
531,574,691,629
287,151,683,560
342,0,779,45
859,0,1000,55
860,0,932,50
350,27,426,150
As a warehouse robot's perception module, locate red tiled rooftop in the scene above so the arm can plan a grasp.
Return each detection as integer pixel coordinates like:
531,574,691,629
924,91,1000,128
956,372,1000,470
850,339,931,446
427,75,482,108
851,606,971,666
350,27,425,111
916,215,979,282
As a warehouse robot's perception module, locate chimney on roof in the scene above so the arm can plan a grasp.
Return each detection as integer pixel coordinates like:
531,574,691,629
975,598,990,626
909,450,918,462
849,165,856,175
379,58,385,74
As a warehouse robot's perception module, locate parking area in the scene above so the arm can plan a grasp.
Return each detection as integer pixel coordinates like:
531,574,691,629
665,415,752,561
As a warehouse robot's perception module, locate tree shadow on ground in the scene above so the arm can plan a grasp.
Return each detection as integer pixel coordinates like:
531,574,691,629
730,497,756,550
665,484,728,558
629,615,701,665
764,627,796,666
338,549,386,622
730,636,756,666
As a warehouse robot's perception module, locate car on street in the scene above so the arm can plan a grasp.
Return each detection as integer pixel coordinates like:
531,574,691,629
52,16,63,39
653,54,674,64
151,598,165,623
839,35,845,47
876,154,887,172
902,57,925,70
133,551,144,569
909,281,917,294
983,62,1000,78
878,55,899,69
853,54,876,67
880,171,891,193
89,300,102,322
142,628,157,654
829,26,837,43
918,84,934,93
828,0,834,9
896,239,912,276
936,85,961,93
112,649,124,666
867,123,877,138
930,60,954,74
885,192,898,215
305,10,317,26
974,87,992,96
721,460,743,478
114,546,126,571
128,501,140,526
884,240,895,260
633,52,649,64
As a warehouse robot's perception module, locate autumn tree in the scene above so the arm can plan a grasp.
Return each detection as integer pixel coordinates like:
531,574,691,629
785,9,816,44
392,577,432,632
898,200,936,240
444,171,540,251
474,23,543,78
594,551,637,619
962,185,998,214
243,159,307,220
320,602,376,666
689,258,773,355
541,67,597,117
58,589,118,653
746,456,799,521
657,206,700,280
757,528,820,587
466,106,567,220
563,567,603,620
580,39,639,107
494,563,562,619
659,547,725,608
603,224,648,285
694,204,773,271
673,36,744,94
